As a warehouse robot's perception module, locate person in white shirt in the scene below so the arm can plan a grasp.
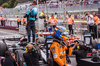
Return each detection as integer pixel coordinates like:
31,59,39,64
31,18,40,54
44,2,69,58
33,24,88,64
84,12,94,33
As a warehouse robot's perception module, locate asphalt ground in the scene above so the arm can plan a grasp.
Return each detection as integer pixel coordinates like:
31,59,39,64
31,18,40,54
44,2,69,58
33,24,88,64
0,29,22,40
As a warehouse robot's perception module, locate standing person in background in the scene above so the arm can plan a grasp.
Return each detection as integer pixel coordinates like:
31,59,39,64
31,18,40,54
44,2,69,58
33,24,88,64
67,13,74,34
39,10,47,27
64,9,74,34
93,12,99,25
92,12,99,39
0,15,4,26
47,14,57,31
84,12,94,33
17,16,21,28
22,16,26,25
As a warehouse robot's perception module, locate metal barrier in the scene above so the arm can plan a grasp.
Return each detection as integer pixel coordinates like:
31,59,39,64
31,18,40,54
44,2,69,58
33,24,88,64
19,4,100,13
0,3,100,16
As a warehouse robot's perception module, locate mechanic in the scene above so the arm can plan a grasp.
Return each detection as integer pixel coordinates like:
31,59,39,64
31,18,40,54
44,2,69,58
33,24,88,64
47,14,57,31
0,15,4,26
23,44,40,66
1,51,18,66
64,10,74,34
17,16,21,28
24,7,38,43
49,26,72,66
84,12,94,33
73,42,87,66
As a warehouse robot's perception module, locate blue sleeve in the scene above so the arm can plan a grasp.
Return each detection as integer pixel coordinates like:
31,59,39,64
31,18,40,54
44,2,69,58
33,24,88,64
24,10,31,18
29,17,35,21
26,10,31,15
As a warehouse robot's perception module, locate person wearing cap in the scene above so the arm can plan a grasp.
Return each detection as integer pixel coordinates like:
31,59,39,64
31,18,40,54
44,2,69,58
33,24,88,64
23,44,39,66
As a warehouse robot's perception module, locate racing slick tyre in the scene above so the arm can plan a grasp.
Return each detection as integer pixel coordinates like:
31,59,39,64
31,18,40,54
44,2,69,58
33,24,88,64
15,50,24,66
92,40,98,49
0,42,8,56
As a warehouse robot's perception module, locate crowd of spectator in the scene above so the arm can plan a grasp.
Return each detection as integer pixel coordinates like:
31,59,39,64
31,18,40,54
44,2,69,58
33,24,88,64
15,0,100,12
30,0,46,6
0,0,100,12
30,0,100,8
65,0,100,7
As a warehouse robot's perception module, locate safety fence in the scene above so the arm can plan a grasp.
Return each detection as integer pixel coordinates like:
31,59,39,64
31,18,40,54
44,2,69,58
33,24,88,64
0,3,100,16
18,3,100,12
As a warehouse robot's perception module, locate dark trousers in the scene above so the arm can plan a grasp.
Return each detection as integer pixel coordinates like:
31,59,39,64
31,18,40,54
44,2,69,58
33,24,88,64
44,20,47,27
1,20,3,26
68,24,73,34
39,16,46,19
93,24,97,39
51,25,56,31
17,22,21,28
27,21,35,42
88,25,94,33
